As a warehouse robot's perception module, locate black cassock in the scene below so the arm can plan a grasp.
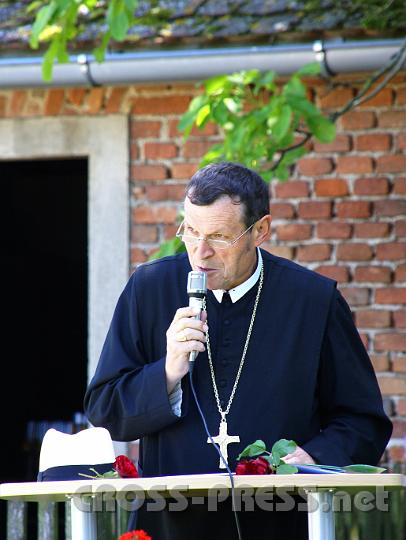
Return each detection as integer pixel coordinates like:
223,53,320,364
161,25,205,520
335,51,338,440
84,250,392,540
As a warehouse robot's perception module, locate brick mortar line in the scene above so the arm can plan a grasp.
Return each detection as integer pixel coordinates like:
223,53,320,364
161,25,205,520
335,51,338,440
271,216,404,222
304,151,403,159
270,236,405,243
270,216,406,221
316,253,399,261
270,195,406,200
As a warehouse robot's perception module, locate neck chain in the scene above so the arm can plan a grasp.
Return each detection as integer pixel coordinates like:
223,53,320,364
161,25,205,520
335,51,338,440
202,264,264,468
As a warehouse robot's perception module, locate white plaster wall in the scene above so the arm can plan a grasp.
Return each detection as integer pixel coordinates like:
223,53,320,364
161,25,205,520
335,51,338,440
0,116,129,382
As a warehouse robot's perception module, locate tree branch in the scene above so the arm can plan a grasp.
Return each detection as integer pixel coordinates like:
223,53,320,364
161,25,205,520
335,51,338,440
270,36,406,172
330,36,406,120
270,131,312,171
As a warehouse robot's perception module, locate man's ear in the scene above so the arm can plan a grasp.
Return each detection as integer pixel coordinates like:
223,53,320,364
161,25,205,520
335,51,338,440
254,215,272,246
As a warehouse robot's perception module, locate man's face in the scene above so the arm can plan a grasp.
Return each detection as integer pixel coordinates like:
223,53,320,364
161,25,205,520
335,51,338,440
183,195,259,291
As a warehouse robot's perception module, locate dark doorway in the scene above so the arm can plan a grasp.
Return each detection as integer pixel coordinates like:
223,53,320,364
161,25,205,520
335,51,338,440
0,158,88,485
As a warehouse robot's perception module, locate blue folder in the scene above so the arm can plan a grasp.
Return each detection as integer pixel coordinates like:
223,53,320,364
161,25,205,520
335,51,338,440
295,464,346,474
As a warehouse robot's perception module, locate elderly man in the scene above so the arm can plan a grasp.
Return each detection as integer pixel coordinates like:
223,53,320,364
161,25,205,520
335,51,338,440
84,162,392,540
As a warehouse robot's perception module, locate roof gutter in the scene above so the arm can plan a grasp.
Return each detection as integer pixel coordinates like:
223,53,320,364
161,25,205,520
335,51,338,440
0,39,404,88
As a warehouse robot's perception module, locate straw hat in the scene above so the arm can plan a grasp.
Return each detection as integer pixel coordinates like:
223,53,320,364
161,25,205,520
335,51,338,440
38,427,116,480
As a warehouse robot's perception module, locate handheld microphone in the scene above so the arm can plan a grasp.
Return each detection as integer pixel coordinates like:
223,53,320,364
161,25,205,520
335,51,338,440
187,271,207,364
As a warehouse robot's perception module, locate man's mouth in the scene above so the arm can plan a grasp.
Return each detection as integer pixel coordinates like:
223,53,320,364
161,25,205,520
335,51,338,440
197,266,216,273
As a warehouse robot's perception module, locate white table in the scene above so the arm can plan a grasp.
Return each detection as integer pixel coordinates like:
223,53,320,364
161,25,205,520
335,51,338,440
0,473,404,540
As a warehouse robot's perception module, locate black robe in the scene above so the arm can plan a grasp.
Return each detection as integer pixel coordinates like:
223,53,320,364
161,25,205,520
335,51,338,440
84,250,392,539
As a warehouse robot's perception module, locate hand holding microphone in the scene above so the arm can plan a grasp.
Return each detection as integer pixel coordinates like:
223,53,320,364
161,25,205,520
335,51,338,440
165,271,207,390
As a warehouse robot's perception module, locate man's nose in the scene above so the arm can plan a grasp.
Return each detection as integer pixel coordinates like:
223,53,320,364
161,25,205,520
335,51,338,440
194,238,215,259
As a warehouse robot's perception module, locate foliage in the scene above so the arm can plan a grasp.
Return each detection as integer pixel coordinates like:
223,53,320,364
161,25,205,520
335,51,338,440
150,63,335,260
24,1,405,261
237,439,299,475
26,0,405,82
236,439,387,475
27,0,170,80
178,64,335,182
148,236,185,261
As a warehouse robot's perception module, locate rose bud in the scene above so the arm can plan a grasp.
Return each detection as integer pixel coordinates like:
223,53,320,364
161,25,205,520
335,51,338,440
113,455,139,478
235,459,252,475
235,457,273,475
251,457,272,474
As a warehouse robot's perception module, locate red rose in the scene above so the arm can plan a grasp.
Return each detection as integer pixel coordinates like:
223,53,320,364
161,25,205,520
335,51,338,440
113,455,139,478
235,457,273,475
119,530,152,540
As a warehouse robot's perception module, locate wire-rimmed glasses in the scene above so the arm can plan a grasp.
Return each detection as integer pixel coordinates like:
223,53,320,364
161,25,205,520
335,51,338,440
175,220,255,250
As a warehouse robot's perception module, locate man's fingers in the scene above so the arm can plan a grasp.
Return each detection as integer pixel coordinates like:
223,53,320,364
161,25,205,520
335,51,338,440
283,447,315,465
176,327,207,343
173,306,201,321
183,340,205,353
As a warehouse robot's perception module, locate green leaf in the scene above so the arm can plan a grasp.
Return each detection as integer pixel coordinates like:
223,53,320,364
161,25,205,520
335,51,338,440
241,69,260,85
204,75,229,95
178,96,208,134
271,439,297,459
124,0,138,10
188,94,208,113
110,10,129,41
223,97,239,114
102,470,120,478
261,455,274,466
200,143,226,167
297,62,321,76
27,1,43,14
94,31,112,63
280,145,307,166
227,119,244,142
288,97,319,118
201,149,225,166
212,102,229,125
30,3,57,48
270,452,281,467
276,464,298,475
57,45,69,63
258,70,276,87
42,38,59,81
261,169,277,183
227,72,247,85
148,237,185,261
283,76,306,99
223,121,235,131
271,165,289,182
343,464,386,474
237,440,267,460
307,115,336,143
269,104,292,141
195,104,211,127
177,111,197,139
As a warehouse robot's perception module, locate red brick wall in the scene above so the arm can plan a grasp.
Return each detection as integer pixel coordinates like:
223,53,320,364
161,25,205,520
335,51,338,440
1,73,405,464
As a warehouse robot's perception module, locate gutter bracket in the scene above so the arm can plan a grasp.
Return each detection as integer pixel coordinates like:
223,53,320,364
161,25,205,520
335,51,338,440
77,54,101,87
313,40,337,77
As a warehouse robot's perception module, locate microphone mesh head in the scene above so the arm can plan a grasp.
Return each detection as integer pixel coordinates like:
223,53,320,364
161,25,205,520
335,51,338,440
187,271,207,296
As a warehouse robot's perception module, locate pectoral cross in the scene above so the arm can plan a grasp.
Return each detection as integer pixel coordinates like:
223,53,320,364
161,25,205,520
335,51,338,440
208,417,240,469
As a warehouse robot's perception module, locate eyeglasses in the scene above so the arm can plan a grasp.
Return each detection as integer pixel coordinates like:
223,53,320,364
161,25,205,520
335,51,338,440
176,220,255,250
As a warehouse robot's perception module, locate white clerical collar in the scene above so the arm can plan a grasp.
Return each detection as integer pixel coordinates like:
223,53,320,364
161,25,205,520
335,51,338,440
212,249,263,304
